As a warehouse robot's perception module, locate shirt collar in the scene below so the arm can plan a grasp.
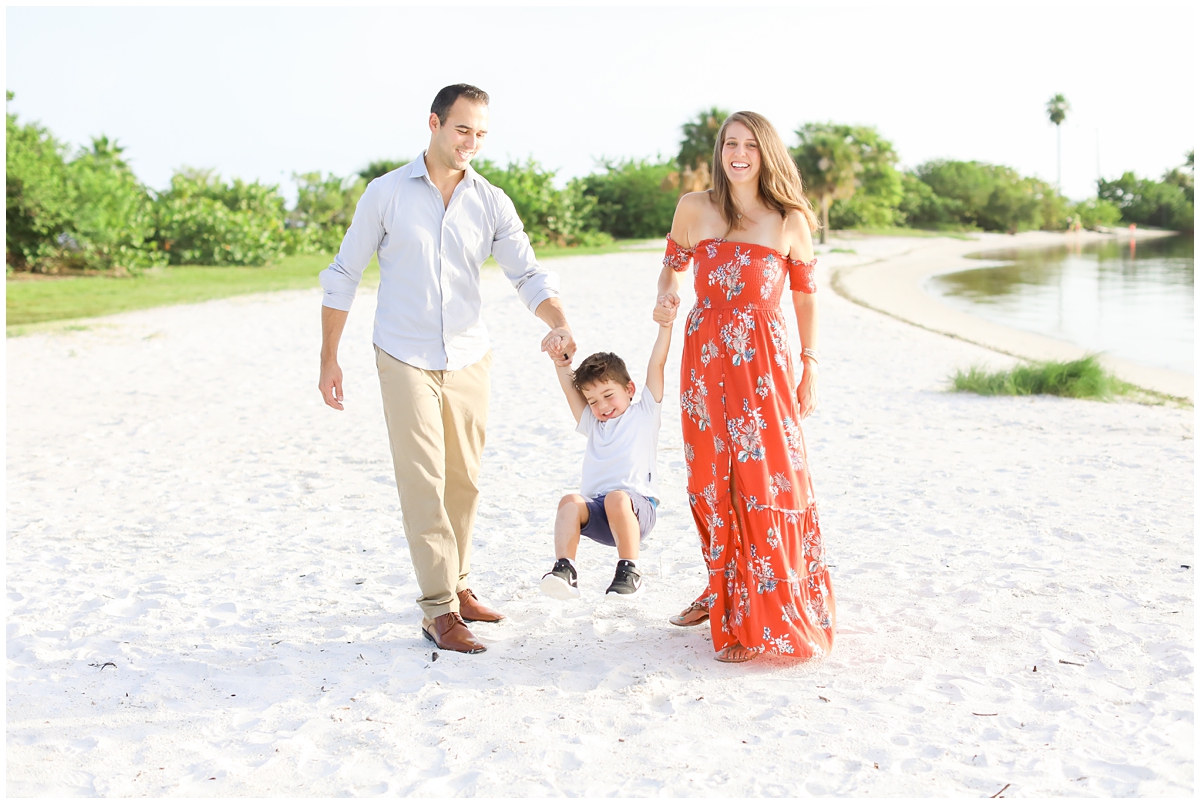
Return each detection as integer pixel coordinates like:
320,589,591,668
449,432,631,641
410,151,475,188
408,155,429,180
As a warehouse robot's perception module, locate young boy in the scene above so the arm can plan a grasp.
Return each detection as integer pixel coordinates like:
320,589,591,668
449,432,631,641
540,306,674,599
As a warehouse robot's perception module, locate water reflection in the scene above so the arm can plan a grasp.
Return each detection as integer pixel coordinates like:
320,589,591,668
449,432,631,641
927,236,1194,374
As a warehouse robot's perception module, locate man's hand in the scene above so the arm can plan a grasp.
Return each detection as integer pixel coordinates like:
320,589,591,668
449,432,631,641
319,359,345,411
319,306,350,411
654,292,681,327
541,326,576,367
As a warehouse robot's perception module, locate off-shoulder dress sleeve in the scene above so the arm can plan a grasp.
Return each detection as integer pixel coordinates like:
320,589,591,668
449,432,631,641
663,233,695,272
786,254,817,294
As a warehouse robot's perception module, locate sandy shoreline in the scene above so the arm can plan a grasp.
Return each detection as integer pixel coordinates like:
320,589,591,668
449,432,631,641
6,247,1194,795
831,230,1192,400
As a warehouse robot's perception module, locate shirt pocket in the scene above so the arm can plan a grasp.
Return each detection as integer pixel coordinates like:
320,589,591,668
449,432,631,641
453,196,496,263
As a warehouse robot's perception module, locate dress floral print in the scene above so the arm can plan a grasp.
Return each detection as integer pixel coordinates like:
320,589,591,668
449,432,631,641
665,235,835,659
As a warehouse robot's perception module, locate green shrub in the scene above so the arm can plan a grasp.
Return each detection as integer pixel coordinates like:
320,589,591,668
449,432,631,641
6,99,159,274
824,126,905,230
6,95,74,270
898,173,964,230
581,158,677,239
903,160,1068,232
1098,163,1194,232
60,137,161,273
981,171,1044,232
287,172,365,254
474,157,610,247
1035,183,1071,231
154,169,288,265
829,191,902,230
950,355,1129,399
358,159,409,183
1070,197,1123,230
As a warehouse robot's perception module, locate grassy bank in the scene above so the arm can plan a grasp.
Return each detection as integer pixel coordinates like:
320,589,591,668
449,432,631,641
6,240,658,334
6,254,360,332
950,356,1132,400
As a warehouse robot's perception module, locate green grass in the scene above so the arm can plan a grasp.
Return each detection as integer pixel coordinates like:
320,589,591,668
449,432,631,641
950,356,1133,400
5,253,377,333
6,239,657,334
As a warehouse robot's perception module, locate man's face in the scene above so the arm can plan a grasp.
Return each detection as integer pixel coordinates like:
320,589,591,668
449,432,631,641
428,99,489,171
581,379,635,422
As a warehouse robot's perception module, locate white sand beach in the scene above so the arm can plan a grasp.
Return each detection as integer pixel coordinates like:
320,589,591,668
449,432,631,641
6,238,1194,796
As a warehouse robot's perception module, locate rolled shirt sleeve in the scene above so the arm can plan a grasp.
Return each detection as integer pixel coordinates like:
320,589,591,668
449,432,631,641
319,179,386,311
489,191,560,314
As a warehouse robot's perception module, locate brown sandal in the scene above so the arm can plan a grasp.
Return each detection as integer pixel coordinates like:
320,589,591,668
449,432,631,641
715,643,759,663
669,601,710,627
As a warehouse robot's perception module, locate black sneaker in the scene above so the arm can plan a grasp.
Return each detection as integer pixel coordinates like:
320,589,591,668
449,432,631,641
539,558,580,600
605,559,642,596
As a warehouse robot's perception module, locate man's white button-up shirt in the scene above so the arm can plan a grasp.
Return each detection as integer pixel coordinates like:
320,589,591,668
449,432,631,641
319,154,560,371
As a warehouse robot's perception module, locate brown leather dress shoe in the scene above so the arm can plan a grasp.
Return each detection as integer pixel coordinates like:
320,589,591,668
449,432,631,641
457,588,505,623
421,612,486,654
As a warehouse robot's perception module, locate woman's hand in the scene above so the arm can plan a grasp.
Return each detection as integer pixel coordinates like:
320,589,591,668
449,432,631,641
654,293,681,326
796,362,818,419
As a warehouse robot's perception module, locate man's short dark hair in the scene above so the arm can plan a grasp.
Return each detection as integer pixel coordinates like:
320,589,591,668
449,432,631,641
572,352,631,393
431,84,490,124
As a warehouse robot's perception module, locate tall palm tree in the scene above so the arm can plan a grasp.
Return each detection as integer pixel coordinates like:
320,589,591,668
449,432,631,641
791,124,862,244
677,107,730,178
1046,93,1070,189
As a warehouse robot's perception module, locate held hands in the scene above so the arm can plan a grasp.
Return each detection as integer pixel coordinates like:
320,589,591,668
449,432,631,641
654,292,681,327
541,326,576,368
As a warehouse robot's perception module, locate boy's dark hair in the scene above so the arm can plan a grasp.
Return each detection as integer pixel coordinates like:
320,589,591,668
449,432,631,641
572,352,631,392
431,84,490,124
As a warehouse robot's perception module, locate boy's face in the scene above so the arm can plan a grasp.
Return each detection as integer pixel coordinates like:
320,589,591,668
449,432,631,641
580,379,635,421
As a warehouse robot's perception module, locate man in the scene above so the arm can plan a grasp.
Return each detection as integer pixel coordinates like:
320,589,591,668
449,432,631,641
317,84,575,654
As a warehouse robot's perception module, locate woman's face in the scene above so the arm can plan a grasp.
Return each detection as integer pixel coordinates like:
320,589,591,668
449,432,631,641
721,121,760,187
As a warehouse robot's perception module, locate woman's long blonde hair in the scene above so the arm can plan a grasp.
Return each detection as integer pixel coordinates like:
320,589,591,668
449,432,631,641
710,111,819,233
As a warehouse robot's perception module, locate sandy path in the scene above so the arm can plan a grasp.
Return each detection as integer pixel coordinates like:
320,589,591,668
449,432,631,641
6,244,1194,796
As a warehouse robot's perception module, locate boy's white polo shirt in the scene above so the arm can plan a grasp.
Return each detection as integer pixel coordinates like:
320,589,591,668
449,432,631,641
576,392,661,503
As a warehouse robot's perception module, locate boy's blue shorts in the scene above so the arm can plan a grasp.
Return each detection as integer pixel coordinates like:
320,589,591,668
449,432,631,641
579,490,657,547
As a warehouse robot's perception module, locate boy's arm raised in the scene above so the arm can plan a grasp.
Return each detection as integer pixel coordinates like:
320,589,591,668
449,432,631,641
645,301,674,404
556,362,588,424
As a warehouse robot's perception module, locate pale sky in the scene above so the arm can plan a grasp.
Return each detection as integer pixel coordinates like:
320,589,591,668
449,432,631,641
6,3,1196,204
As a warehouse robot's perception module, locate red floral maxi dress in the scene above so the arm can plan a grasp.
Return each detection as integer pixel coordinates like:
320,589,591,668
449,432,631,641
666,235,836,658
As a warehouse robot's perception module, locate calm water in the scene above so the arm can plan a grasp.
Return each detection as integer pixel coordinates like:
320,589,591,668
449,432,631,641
926,236,1194,374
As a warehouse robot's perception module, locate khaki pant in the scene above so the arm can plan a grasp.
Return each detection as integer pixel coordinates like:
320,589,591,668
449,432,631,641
376,346,491,618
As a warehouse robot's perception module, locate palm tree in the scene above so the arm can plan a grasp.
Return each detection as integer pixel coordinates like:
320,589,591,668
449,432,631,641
791,124,862,244
677,107,730,178
1046,93,1070,189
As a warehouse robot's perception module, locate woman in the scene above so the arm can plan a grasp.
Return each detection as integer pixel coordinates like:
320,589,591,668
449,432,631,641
654,111,835,663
